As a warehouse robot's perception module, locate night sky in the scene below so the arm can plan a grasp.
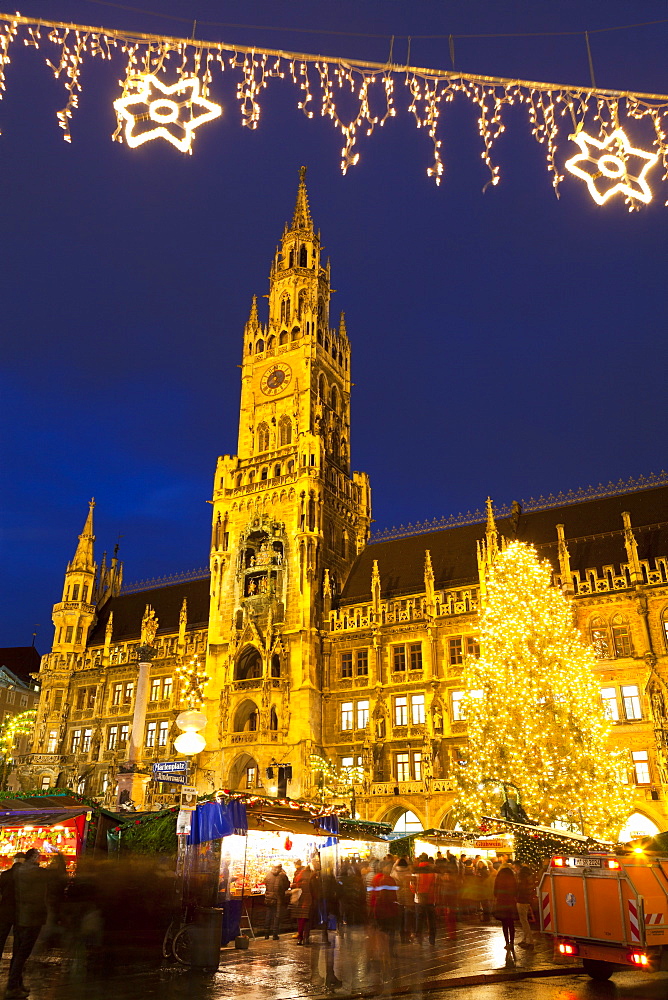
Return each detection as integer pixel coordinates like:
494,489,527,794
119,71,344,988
1,0,666,650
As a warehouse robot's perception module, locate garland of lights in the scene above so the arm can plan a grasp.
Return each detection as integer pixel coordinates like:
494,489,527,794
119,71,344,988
309,753,364,802
176,655,209,709
0,709,37,759
0,12,666,207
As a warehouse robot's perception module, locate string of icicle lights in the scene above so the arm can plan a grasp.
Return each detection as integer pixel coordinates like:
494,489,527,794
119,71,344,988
1,11,667,207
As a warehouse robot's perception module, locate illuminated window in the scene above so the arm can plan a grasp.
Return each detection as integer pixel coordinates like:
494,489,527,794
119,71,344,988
82,729,92,753
341,652,353,679
590,617,610,659
158,721,169,747
411,694,425,725
71,584,80,601
448,637,463,665
341,702,353,731
632,751,650,785
146,722,157,748
409,643,422,670
41,776,51,791
19,694,28,708
466,637,480,658
120,725,129,746
123,682,134,704
356,649,368,676
112,683,122,706
257,422,270,452
71,730,81,753
393,646,406,672
53,690,63,711
413,751,423,781
47,731,58,753
612,616,632,657
452,690,466,722
163,677,172,699
5,691,14,705
279,416,292,446
246,766,257,788
357,700,369,730
394,696,408,727
150,679,160,702
600,687,620,722
622,685,642,721
107,726,118,751
65,626,73,643
396,752,410,782
86,688,96,710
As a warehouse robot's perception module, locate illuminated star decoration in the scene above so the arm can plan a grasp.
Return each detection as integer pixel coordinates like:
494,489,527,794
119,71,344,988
113,74,222,153
565,128,659,206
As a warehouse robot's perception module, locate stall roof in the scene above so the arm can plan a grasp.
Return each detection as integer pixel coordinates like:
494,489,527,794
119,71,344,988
0,807,89,826
338,818,392,843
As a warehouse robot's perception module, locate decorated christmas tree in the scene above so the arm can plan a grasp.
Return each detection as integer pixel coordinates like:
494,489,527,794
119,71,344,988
451,532,633,841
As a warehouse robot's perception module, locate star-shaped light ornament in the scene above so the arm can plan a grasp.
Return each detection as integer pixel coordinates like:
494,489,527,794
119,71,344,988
114,74,222,153
565,128,658,206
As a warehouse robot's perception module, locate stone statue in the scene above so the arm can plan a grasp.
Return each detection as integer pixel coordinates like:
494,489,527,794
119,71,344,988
432,704,443,733
140,605,159,646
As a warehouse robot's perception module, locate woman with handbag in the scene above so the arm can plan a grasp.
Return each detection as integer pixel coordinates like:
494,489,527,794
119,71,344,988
493,861,518,960
289,863,313,944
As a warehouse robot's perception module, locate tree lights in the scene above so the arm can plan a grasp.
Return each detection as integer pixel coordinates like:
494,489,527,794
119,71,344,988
451,540,633,841
0,11,665,205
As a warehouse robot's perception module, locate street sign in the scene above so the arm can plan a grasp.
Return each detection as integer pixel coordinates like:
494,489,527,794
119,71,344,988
180,785,198,811
153,761,189,784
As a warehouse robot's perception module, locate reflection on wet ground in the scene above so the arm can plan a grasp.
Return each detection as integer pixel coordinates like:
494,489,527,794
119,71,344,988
0,924,575,1000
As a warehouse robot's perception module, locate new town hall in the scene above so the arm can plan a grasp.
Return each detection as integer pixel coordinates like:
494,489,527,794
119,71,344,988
21,172,668,839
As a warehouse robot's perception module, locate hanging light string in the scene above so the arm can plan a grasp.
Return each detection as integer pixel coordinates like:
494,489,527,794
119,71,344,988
0,11,666,204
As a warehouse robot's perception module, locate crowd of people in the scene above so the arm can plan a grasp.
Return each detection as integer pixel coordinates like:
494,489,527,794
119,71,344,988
264,851,539,963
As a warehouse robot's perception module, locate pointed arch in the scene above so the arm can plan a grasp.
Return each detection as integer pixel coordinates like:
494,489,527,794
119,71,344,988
228,752,260,791
278,415,292,446
255,339,265,354
330,384,338,413
280,294,290,325
270,706,279,730
299,245,308,268
235,646,262,680
279,329,289,345
257,422,270,452
233,699,259,732
297,289,307,320
267,334,276,352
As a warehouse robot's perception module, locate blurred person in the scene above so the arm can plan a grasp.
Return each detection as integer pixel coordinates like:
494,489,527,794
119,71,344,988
340,860,365,928
290,862,313,944
513,862,536,948
459,858,476,920
368,862,399,976
472,860,493,923
39,853,67,950
392,858,414,943
436,856,458,941
0,854,25,958
412,854,436,945
6,849,47,998
493,860,518,961
264,862,289,941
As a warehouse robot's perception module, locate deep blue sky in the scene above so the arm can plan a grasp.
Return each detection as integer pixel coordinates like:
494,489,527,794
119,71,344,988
1,0,666,649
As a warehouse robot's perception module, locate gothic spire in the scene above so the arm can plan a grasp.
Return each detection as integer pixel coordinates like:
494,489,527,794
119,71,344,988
291,166,313,231
69,499,96,572
246,294,259,329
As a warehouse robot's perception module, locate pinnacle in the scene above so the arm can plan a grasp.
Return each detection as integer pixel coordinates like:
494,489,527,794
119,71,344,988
290,165,313,231
247,294,259,328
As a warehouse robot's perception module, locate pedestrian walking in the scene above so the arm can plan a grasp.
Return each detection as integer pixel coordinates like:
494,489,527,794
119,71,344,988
412,855,436,945
264,862,289,940
513,862,536,948
289,862,313,944
392,858,414,942
493,860,518,960
0,854,25,959
6,848,48,998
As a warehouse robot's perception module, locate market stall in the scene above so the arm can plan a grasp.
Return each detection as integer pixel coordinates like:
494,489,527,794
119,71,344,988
335,818,392,865
0,805,90,871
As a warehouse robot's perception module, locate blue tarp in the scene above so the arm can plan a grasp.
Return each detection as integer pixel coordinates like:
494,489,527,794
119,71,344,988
186,799,248,845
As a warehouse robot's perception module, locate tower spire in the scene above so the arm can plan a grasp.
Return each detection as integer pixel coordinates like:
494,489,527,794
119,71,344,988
69,499,96,571
291,166,313,231
246,294,259,330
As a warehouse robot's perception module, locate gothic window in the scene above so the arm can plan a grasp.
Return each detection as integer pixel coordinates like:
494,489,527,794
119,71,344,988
318,373,326,401
291,327,299,341
255,339,265,354
297,289,307,320
261,467,268,481
287,460,295,475
307,496,316,531
330,385,338,413
235,647,262,680
271,654,281,678
247,341,252,354
299,245,308,268
257,423,270,452
267,335,276,351
288,250,294,268
278,415,292,446
590,616,610,659
279,329,289,345
248,470,255,484
270,707,279,730
280,294,290,325
611,614,632,657
236,474,243,488
274,464,281,478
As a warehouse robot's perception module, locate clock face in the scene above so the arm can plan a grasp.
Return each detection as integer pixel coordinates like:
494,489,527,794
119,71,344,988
261,363,292,396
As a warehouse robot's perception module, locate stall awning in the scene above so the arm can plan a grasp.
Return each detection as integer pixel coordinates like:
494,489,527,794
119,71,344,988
187,799,248,845
0,807,89,826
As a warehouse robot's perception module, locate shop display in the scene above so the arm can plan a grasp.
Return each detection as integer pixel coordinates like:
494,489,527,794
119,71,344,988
220,830,327,897
0,821,80,869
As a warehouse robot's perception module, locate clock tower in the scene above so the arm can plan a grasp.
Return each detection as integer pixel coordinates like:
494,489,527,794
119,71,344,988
205,168,371,797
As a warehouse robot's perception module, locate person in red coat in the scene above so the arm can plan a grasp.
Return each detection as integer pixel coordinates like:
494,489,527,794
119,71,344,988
493,862,518,959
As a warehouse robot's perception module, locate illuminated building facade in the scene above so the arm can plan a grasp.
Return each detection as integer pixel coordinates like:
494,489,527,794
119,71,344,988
20,174,668,837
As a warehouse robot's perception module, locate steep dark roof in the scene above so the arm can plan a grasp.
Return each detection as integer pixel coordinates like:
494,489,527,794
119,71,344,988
87,578,210,646
0,647,41,683
340,485,668,605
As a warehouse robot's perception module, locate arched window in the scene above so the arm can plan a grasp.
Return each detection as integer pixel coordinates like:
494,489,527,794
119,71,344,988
590,616,610,659
267,335,276,351
260,467,268,481
270,706,279,731
330,385,338,412
274,464,281,478
611,614,632,657
299,245,308,268
297,289,307,320
288,250,294,268
257,423,270,452
233,700,260,732
287,460,295,475
247,341,252,355
291,326,300,341
248,470,255,484
278,415,292,446
318,373,326,401
280,294,290,325
236,474,243,489
391,810,423,834
255,339,265,354
235,647,263,681
271,654,281,678
279,330,289,345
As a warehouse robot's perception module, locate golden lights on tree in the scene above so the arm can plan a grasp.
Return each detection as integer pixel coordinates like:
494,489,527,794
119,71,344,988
0,709,37,759
309,754,363,803
0,11,666,204
451,540,633,841
176,655,209,709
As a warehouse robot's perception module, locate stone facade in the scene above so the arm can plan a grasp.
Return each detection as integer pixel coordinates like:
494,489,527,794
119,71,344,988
20,173,668,836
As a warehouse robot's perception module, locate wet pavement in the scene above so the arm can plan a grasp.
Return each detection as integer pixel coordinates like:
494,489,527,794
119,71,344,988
0,923,589,1000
